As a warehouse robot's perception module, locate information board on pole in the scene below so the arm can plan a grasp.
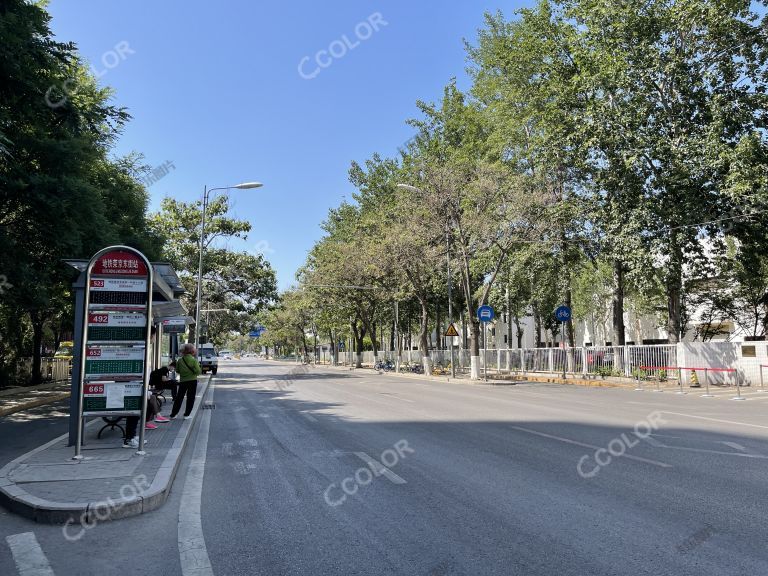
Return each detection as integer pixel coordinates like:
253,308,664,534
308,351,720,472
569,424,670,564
76,247,153,422
161,316,187,334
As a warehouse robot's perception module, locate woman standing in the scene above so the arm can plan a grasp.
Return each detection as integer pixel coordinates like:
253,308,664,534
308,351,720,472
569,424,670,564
170,343,203,420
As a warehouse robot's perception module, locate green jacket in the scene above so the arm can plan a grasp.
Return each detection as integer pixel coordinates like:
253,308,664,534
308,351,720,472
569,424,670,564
177,353,202,382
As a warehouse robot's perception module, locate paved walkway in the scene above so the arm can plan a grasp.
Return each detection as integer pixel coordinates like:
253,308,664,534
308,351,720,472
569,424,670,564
0,383,71,417
0,376,211,523
278,360,717,390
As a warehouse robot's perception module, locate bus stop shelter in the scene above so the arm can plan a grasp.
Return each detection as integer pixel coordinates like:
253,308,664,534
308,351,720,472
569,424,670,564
63,260,191,446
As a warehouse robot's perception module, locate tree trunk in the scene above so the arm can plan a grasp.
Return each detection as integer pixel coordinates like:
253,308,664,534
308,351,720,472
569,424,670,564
418,297,432,374
435,299,442,351
506,287,513,349
515,315,524,349
612,259,626,346
533,309,543,347
328,330,336,365
361,317,378,362
666,240,684,343
351,320,365,368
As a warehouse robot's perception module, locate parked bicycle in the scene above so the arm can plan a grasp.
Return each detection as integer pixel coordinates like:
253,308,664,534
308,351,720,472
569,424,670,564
374,358,395,372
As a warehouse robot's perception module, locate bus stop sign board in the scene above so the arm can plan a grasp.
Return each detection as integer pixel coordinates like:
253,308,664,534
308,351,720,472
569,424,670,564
78,247,153,417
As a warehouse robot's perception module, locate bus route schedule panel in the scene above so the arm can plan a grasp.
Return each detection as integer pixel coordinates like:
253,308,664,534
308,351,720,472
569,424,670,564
78,247,153,419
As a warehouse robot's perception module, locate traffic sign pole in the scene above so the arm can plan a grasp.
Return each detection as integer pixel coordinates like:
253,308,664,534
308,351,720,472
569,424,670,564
483,321,487,381
476,305,495,382
553,306,572,381
562,321,566,379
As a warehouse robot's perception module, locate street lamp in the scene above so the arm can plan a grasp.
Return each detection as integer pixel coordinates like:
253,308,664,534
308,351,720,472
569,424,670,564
195,182,263,350
396,183,456,379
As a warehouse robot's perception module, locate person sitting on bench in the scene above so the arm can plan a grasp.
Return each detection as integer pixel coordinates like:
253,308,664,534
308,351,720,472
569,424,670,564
122,368,171,448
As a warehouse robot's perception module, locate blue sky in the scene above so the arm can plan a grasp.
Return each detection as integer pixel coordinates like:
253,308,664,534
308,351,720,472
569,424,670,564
48,1,530,289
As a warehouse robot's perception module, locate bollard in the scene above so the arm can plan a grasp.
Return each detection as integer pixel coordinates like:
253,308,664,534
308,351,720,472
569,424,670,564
653,370,663,392
701,368,714,398
732,371,746,400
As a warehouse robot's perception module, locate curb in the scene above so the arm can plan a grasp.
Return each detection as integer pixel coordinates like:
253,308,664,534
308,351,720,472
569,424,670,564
0,376,212,524
0,392,71,418
0,380,70,398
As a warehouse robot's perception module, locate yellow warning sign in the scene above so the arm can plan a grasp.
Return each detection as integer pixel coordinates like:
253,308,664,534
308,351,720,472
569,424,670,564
445,323,459,337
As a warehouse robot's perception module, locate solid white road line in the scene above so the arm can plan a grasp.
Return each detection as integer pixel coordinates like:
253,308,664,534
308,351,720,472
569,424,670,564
6,532,55,576
660,445,768,459
178,385,215,576
379,393,415,403
643,436,666,448
720,441,748,452
301,412,318,422
510,426,673,468
662,411,768,430
354,452,407,484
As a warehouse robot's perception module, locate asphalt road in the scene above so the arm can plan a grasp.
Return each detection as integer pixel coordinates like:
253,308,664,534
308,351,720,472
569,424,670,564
2,359,768,575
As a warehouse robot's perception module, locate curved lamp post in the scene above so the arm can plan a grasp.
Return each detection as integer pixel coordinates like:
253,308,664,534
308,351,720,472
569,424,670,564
195,182,263,349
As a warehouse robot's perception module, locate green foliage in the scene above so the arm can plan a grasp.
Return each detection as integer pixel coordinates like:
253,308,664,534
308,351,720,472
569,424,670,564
148,195,277,343
0,0,160,384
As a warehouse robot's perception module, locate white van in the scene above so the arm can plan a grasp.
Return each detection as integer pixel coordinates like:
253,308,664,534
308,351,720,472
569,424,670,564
198,343,218,375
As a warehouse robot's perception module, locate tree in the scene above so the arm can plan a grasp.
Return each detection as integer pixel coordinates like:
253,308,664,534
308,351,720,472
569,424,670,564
562,0,768,342
148,196,277,343
0,0,160,384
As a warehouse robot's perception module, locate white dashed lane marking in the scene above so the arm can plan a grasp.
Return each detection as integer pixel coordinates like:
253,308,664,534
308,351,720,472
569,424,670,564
6,532,55,576
354,452,407,484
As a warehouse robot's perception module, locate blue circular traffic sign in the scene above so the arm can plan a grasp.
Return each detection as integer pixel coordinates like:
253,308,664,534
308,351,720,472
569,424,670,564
554,306,572,322
477,305,495,323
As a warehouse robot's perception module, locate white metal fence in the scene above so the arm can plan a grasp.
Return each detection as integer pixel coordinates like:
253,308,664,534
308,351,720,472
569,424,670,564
337,342,768,386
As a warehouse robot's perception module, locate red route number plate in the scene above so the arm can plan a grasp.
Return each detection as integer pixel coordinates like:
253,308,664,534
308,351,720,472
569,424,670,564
84,383,105,395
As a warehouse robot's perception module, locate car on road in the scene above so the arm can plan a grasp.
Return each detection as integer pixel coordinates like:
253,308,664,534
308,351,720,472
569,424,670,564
198,344,218,375
219,349,233,360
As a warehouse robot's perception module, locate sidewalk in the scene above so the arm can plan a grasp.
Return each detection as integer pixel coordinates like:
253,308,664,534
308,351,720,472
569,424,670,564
0,375,212,524
272,358,741,391
0,382,71,417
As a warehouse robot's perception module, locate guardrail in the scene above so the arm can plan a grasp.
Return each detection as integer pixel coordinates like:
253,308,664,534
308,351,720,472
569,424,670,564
335,343,766,386
639,365,741,399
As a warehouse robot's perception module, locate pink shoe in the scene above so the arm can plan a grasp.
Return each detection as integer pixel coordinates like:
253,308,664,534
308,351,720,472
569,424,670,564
154,415,170,423
145,422,158,430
